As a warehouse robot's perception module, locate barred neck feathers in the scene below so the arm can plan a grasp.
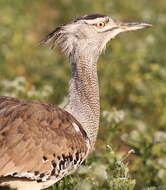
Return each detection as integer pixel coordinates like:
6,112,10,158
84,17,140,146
65,48,100,148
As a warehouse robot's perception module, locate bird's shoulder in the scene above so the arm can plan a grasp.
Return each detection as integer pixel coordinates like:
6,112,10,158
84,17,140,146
0,96,87,136
0,96,90,182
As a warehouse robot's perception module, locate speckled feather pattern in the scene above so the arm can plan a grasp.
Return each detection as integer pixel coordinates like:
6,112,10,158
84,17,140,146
0,97,90,186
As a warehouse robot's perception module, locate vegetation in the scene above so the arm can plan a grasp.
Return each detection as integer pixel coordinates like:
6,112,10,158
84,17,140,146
0,0,166,189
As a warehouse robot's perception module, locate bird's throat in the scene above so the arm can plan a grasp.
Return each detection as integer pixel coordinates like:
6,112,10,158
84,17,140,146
65,51,100,149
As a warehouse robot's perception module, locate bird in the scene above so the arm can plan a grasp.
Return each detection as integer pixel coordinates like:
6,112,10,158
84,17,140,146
0,13,151,190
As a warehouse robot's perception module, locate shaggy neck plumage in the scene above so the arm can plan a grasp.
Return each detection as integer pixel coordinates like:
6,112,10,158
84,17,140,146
65,47,100,148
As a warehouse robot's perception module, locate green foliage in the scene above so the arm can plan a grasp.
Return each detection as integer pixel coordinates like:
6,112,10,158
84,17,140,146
0,0,166,190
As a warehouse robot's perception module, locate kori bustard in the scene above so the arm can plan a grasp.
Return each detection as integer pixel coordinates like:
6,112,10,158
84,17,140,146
0,14,151,190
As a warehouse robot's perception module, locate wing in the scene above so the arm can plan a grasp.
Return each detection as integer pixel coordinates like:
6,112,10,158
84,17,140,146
0,96,90,182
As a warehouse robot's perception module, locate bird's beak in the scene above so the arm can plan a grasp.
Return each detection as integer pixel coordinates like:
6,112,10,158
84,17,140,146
119,22,152,31
105,19,152,38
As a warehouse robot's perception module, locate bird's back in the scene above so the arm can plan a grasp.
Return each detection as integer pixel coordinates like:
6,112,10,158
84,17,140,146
0,96,90,189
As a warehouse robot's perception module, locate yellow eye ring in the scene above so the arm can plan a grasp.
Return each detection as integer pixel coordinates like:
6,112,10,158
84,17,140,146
96,22,106,28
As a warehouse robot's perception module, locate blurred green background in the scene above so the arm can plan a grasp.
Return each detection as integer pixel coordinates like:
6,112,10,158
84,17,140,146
0,0,166,190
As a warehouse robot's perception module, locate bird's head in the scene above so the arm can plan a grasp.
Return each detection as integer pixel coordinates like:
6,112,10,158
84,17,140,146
42,14,152,57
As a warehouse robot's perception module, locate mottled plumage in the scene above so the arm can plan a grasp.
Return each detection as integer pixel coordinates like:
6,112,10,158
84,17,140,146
0,97,90,189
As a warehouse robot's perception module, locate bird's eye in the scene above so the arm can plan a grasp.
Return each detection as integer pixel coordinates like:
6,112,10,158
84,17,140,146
96,22,106,28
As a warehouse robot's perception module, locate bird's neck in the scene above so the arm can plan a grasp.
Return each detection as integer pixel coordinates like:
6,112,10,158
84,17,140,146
65,49,100,149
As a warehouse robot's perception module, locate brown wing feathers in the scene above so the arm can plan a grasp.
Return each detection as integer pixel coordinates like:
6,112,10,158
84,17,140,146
0,96,90,182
